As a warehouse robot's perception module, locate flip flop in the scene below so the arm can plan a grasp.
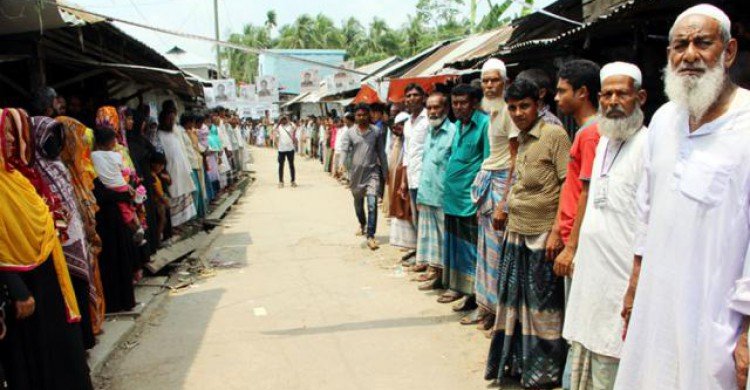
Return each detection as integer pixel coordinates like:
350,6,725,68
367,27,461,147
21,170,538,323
437,291,462,303
460,309,485,325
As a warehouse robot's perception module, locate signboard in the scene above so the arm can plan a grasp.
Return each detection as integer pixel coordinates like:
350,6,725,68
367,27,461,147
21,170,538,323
238,84,256,102
256,75,279,102
329,70,360,94
300,68,320,94
212,79,236,104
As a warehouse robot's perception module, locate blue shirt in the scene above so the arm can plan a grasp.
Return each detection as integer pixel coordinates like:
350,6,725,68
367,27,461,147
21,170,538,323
417,119,457,208
443,110,490,216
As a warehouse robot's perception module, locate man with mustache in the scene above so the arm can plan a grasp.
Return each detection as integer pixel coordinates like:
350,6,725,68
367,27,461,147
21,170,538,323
415,91,457,291
439,84,489,312
561,62,648,390
485,78,571,388
615,4,750,389
401,84,429,270
465,58,519,330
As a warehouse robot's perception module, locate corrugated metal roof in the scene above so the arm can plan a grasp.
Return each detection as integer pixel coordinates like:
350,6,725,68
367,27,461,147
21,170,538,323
444,26,514,69
402,28,513,77
0,0,101,35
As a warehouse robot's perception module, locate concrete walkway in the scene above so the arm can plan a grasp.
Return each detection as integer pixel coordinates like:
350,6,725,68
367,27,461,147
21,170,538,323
104,146,492,390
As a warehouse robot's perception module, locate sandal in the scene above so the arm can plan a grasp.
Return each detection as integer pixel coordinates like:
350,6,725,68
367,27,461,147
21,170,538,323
460,309,486,325
410,264,428,273
414,271,436,282
437,290,463,304
452,296,478,312
477,313,496,331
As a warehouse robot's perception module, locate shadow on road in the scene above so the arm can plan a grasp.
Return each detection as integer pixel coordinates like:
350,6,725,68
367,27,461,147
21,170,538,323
261,314,464,336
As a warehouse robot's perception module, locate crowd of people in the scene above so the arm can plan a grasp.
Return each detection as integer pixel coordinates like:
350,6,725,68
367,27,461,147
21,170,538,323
264,5,750,390
0,87,250,388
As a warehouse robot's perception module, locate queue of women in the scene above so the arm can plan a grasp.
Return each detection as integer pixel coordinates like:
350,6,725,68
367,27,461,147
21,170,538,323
0,90,248,389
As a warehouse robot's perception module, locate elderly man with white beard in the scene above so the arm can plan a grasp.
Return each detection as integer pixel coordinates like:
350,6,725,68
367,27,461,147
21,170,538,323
561,62,648,390
462,58,520,329
614,4,750,390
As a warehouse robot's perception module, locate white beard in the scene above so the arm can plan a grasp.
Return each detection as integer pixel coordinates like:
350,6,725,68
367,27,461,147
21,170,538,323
482,97,505,113
429,116,447,128
664,53,727,120
598,106,644,141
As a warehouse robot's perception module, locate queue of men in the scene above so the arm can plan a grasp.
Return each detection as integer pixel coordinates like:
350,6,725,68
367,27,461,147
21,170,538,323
334,4,750,389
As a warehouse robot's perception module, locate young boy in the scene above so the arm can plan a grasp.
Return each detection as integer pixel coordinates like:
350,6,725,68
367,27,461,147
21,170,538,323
150,151,171,245
91,128,146,245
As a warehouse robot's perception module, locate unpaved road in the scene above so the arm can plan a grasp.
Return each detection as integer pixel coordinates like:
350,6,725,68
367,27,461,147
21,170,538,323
104,146,493,390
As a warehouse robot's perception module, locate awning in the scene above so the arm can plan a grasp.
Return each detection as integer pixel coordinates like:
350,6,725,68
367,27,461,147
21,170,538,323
387,75,458,103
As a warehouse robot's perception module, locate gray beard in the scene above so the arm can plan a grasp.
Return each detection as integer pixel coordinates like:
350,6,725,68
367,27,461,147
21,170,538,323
598,106,644,141
429,116,447,128
664,53,727,120
482,97,505,113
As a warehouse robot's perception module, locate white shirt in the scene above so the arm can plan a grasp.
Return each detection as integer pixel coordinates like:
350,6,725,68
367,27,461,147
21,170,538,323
481,98,520,171
562,129,647,359
334,125,349,152
91,150,126,188
615,89,750,390
276,124,295,152
158,128,196,197
402,108,429,189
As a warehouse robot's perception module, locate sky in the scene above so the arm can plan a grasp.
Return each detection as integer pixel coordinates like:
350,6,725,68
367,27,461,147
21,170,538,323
74,0,555,63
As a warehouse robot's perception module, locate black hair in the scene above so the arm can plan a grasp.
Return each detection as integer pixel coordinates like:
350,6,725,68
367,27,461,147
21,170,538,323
150,151,167,165
450,83,476,99
354,103,371,113
179,113,194,127
31,87,57,116
404,83,425,96
505,79,540,102
94,127,117,147
517,68,555,105
370,102,386,113
557,59,601,108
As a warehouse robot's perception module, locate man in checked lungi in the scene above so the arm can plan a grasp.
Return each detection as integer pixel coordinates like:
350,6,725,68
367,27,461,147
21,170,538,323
463,58,519,331
414,91,456,291
438,84,489,317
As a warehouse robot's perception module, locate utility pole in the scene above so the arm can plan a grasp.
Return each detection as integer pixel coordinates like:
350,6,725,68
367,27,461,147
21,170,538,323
214,0,221,79
470,0,477,33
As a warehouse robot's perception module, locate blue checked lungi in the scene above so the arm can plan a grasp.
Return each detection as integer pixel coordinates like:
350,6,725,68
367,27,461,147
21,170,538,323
416,204,444,267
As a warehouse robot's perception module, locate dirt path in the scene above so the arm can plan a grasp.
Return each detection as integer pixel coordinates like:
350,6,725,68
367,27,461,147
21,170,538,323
105,146,492,390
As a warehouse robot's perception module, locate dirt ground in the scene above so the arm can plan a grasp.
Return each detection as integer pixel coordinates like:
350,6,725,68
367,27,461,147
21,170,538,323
102,146,501,390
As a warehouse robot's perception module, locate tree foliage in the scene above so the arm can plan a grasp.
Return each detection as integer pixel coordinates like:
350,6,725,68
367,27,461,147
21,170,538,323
223,0,534,82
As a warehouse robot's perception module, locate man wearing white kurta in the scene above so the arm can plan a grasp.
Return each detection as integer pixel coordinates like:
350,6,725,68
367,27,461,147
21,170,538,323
401,84,429,268
562,62,648,390
615,5,750,389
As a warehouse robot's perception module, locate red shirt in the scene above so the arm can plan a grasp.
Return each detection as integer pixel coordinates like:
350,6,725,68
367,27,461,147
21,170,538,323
557,121,600,244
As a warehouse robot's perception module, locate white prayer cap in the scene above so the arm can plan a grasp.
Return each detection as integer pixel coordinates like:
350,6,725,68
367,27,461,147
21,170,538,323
481,58,507,79
673,4,731,35
394,112,410,124
600,62,643,86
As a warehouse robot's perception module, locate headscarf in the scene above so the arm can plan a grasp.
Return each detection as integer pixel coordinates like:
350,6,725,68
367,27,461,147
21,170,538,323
117,106,131,148
97,105,135,170
32,116,93,287
58,116,106,333
0,108,81,322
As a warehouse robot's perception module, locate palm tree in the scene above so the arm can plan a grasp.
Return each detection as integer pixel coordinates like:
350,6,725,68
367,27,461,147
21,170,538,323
265,10,277,34
278,14,316,48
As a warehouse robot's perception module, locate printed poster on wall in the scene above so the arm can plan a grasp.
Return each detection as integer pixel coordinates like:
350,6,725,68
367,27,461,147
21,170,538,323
300,68,320,94
256,75,279,102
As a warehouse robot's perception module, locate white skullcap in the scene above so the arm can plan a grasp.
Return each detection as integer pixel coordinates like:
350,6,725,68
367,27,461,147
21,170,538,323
600,62,642,86
481,58,507,79
394,112,410,124
674,4,731,35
